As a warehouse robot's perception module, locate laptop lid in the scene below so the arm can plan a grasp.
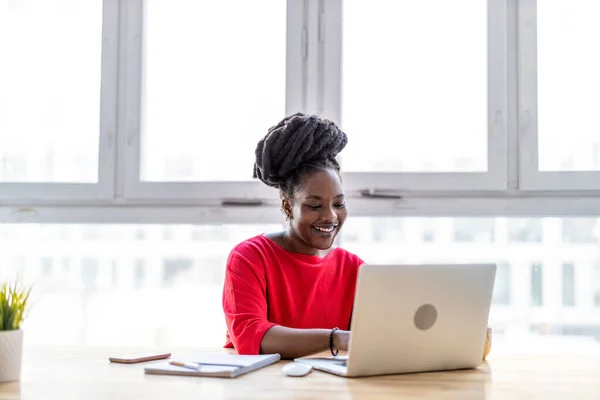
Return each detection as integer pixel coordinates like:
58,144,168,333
345,263,496,377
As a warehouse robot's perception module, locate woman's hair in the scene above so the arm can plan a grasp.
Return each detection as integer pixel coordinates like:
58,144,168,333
253,112,348,200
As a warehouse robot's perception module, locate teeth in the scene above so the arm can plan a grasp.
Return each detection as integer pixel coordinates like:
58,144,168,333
314,226,335,233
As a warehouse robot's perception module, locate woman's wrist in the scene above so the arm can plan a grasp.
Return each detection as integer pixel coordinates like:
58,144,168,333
332,329,350,351
329,327,340,355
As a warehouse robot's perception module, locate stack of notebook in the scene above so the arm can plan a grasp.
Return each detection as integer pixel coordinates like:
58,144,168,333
144,353,281,378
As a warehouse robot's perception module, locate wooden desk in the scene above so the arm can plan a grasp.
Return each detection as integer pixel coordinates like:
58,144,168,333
1,347,599,399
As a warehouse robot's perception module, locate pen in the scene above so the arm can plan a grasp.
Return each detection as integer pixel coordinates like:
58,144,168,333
170,361,201,370
169,360,245,370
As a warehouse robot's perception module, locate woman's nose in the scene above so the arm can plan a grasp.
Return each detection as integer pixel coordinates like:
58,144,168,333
321,206,338,222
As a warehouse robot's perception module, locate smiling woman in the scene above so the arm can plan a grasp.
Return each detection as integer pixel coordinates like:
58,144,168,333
274,168,348,254
222,113,362,359
252,112,350,257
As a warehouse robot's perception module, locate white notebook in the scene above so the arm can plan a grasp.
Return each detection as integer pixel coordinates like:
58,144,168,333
144,353,281,378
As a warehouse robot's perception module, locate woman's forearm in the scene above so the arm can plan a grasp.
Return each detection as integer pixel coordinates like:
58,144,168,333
260,326,348,359
261,325,491,361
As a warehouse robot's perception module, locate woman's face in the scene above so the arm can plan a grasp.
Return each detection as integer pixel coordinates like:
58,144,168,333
285,168,348,254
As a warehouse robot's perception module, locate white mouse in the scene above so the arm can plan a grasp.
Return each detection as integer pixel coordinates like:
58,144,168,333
282,362,313,377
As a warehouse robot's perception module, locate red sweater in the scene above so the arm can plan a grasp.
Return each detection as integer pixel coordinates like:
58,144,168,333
222,234,364,355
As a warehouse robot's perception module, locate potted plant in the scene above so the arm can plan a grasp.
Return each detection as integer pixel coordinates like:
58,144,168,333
0,281,32,383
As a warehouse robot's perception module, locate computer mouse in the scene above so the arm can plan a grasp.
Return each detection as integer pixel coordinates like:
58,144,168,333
282,362,313,377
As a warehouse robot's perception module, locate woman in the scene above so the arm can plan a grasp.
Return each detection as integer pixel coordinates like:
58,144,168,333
222,113,492,360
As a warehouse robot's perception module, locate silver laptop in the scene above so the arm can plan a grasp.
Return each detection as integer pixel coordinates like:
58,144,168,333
296,263,496,377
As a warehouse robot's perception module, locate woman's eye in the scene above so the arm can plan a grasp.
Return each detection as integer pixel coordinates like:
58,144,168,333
306,205,321,210
335,203,346,208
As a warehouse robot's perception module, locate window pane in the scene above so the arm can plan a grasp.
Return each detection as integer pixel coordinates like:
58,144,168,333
341,0,487,172
339,217,600,353
141,0,286,182
562,263,575,307
0,223,282,347
537,1,600,171
0,0,102,182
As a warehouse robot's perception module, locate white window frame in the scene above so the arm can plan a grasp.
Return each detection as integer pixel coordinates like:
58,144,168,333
518,0,600,191
3,0,600,224
0,0,118,202
321,0,509,193
122,0,510,201
120,0,305,202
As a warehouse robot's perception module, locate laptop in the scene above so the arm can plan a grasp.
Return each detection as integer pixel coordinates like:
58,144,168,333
295,263,496,377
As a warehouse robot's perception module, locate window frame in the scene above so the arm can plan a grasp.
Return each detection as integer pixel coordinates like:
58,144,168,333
1,0,600,221
0,0,118,201
322,0,509,193
517,0,600,190
120,0,304,202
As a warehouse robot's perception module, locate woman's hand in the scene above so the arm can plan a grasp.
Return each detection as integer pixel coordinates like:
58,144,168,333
332,329,351,351
483,326,492,360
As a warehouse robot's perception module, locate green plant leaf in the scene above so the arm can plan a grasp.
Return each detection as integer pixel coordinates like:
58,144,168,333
0,281,32,331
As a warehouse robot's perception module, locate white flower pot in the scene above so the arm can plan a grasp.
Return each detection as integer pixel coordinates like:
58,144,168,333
0,329,24,383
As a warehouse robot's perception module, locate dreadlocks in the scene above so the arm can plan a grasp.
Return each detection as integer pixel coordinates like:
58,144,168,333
253,113,348,200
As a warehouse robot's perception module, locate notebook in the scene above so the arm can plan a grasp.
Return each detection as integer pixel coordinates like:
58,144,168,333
144,353,281,378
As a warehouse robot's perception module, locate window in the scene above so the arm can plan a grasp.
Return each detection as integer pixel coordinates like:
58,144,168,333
531,263,543,307
1,0,600,208
3,223,281,347
519,0,600,189
116,0,297,201
341,0,486,173
2,0,600,357
0,0,115,201
562,263,575,307
3,218,600,352
339,216,600,354
333,0,507,192
0,0,103,183
537,1,600,172
140,0,286,183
